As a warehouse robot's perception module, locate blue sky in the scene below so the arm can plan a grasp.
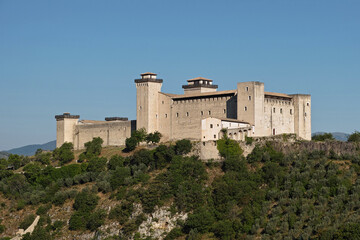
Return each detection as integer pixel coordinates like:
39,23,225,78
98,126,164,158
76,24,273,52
0,0,359,150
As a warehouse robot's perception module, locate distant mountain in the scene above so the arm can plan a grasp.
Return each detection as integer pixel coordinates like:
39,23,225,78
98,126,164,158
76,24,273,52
6,140,56,156
0,151,10,159
312,132,350,141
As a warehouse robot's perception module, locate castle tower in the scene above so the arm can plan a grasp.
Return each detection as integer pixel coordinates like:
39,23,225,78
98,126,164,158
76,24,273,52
236,81,264,136
135,72,163,133
291,94,311,140
182,77,218,95
55,112,80,148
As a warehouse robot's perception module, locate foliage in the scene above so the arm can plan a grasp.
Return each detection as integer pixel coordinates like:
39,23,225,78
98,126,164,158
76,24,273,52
125,137,138,152
174,139,192,155
217,133,243,159
52,142,74,165
312,132,335,141
73,188,99,212
131,128,147,143
19,214,36,230
83,137,104,159
348,131,360,142
245,136,254,145
145,131,162,144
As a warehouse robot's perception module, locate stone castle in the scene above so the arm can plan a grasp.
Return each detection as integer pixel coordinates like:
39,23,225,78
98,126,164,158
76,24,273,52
55,72,311,150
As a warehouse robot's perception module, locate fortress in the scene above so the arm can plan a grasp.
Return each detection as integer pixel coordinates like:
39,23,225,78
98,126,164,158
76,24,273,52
55,72,311,151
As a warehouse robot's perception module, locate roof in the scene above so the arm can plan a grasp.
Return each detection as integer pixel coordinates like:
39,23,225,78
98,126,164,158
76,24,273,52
219,118,250,124
141,72,157,76
187,77,213,82
264,91,292,99
162,89,237,100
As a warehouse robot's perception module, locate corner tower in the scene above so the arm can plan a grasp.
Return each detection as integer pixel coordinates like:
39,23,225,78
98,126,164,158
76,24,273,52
55,112,80,148
135,72,163,133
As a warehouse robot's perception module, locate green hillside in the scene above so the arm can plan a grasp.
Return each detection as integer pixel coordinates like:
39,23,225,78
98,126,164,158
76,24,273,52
0,135,360,240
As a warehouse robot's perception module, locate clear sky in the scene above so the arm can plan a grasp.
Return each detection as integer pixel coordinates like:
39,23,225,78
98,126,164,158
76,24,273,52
0,0,359,150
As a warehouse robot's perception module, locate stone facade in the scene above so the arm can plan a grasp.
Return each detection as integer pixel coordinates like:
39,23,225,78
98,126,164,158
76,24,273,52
55,72,311,150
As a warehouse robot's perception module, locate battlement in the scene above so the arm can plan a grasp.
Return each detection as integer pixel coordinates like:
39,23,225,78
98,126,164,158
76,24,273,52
55,112,80,121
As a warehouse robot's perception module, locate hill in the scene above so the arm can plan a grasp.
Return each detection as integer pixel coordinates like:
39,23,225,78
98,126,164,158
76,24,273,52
6,140,56,156
0,138,360,239
312,131,350,141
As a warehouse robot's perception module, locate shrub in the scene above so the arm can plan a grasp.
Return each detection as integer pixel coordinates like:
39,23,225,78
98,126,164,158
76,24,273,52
87,157,107,173
217,134,243,159
108,155,124,170
52,142,74,165
245,136,254,145
83,137,104,158
312,133,334,141
174,139,192,155
145,131,162,144
131,128,147,143
19,214,36,230
69,211,88,230
86,209,107,231
36,204,52,215
73,189,99,212
184,207,215,233
348,131,360,143
125,137,138,152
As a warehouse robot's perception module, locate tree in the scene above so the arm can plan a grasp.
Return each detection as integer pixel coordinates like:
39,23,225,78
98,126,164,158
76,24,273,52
131,128,147,143
84,137,104,157
312,133,334,141
73,189,99,212
145,131,162,144
217,130,243,159
348,131,360,143
125,137,138,152
174,139,192,155
53,142,74,165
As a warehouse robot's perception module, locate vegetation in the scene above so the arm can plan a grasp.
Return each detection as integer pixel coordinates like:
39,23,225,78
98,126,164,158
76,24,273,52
125,129,163,152
0,133,360,239
312,132,335,141
348,131,360,143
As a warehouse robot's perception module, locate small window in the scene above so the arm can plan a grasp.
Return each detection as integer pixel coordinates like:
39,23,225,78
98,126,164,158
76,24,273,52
280,108,283,114
305,112,307,117
186,112,189,117
156,114,158,118
203,136,205,139
217,124,219,127
203,142,206,146
290,109,293,115
165,114,168,118
307,102,310,106
244,106,247,111
208,111,211,115
210,124,213,128
214,134,216,139
273,108,276,113
223,109,226,114
248,96,252,101
176,113,179,117
162,101,164,104
139,106,142,110
245,87,249,91
201,111,204,116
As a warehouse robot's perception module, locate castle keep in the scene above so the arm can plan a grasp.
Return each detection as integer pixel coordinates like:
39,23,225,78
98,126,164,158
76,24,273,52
56,72,311,150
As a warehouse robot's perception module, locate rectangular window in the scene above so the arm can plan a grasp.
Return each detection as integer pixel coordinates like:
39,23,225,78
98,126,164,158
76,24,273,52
214,134,216,139
176,113,179,117
186,112,189,117
165,114,168,118
201,111,204,116
244,106,247,111
208,111,211,115
223,109,226,114
273,108,275,113
280,108,283,114
245,87,249,91
290,109,293,115
248,96,252,100
210,124,213,128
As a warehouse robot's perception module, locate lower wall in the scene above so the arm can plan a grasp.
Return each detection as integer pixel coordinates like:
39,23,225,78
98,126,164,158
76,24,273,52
74,121,132,150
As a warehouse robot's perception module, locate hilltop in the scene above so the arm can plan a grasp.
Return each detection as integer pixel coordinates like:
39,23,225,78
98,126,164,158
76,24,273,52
0,136,360,240
4,140,56,157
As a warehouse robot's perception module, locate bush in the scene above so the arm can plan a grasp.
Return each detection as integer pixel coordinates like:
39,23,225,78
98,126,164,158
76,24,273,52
52,142,74,165
174,139,192,155
19,214,36,230
348,131,360,143
69,211,88,230
131,128,147,143
87,157,107,172
145,131,162,144
36,204,52,215
312,133,334,141
217,133,243,159
73,189,99,212
83,137,104,158
184,207,215,233
245,136,254,145
108,155,124,170
86,209,107,231
125,137,138,152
